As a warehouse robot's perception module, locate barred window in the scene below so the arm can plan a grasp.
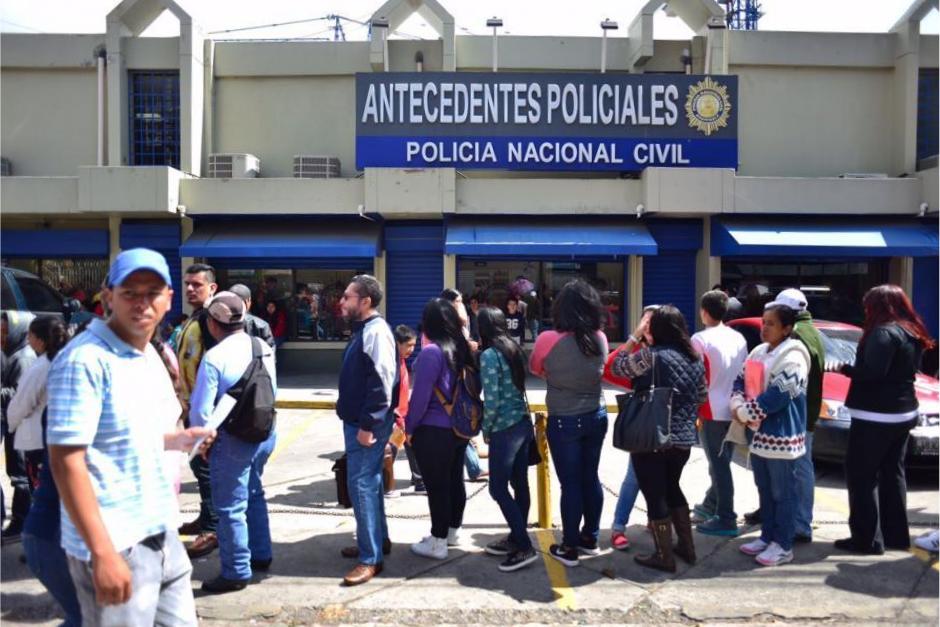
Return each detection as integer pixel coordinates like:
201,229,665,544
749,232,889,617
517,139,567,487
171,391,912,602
129,71,180,168
917,68,938,162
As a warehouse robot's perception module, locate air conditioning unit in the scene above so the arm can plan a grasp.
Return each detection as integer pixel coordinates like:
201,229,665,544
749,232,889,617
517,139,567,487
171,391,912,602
0,157,11,176
293,155,341,179
207,153,260,179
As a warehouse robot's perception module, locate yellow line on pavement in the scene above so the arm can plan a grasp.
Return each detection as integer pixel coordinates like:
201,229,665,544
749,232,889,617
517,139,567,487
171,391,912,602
814,488,850,516
269,411,321,464
908,547,940,571
536,529,576,611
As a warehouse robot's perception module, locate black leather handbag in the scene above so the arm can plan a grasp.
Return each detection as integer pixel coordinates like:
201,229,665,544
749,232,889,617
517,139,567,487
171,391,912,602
612,352,675,453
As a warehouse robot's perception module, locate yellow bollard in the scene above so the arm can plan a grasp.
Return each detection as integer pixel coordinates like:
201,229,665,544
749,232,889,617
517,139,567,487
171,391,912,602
535,411,552,529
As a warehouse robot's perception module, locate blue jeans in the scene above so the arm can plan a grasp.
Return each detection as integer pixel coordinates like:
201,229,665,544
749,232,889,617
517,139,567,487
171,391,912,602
68,531,196,626
23,532,82,627
794,430,815,537
465,442,483,480
751,454,798,551
344,419,393,565
210,430,277,580
701,420,736,523
546,406,608,548
487,419,534,551
611,458,639,532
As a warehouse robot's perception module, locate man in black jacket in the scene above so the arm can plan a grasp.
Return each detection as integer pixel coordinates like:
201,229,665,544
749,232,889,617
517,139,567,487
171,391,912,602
336,275,399,586
229,284,276,349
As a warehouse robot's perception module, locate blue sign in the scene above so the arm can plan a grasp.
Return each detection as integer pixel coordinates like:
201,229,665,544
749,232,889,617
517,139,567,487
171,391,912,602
356,72,737,171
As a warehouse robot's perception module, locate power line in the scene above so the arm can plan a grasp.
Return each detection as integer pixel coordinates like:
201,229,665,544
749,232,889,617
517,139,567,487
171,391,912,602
208,16,330,35
0,18,42,33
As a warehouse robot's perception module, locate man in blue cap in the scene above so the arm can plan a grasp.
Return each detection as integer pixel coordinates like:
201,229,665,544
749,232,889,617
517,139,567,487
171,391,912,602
47,248,214,625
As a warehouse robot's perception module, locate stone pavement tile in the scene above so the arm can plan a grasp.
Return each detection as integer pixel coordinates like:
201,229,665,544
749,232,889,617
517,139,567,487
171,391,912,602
647,527,939,623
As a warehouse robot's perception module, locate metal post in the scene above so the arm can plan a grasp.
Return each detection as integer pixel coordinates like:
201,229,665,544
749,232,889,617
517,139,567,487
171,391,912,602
486,18,502,72
535,412,552,528
601,29,608,74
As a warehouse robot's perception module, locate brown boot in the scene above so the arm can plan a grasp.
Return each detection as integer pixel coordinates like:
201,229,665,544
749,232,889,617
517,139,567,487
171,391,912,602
186,532,218,559
343,562,383,586
634,518,676,573
670,507,697,565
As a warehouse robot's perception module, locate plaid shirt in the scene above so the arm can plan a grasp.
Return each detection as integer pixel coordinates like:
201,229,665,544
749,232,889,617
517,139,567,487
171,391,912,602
46,319,181,561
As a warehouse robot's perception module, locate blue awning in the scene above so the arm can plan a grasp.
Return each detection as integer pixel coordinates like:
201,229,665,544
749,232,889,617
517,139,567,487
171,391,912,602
445,221,657,257
712,218,939,258
180,222,381,259
0,229,109,258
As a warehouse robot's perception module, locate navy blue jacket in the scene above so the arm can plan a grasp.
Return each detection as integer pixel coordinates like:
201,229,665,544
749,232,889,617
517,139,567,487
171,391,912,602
337,314,400,432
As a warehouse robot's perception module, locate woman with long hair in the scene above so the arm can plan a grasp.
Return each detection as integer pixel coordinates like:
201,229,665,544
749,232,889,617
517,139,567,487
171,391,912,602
477,306,537,572
529,280,609,568
611,305,707,572
8,317,82,626
406,298,477,560
835,284,935,555
730,304,809,567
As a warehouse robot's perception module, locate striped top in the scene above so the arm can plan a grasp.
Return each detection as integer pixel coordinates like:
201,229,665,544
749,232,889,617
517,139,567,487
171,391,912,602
46,319,181,561
480,348,528,438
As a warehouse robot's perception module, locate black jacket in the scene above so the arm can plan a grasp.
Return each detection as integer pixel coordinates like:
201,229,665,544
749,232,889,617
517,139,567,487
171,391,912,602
245,313,276,349
845,323,923,415
337,315,400,432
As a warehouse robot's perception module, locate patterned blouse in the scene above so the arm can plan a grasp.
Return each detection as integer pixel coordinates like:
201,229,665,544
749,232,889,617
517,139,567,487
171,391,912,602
480,347,529,438
611,345,707,448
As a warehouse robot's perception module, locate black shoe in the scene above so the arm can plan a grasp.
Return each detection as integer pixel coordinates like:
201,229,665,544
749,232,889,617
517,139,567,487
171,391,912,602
577,535,601,556
499,548,538,572
201,576,250,594
794,534,813,544
251,558,272,572
834,538,884,555
548,544,579,568
412,484,427,494
485,537,514,556
743,508,762,525
1,521,23,546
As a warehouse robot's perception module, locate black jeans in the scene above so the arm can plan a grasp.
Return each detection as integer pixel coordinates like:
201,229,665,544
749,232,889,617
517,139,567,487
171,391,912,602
189,455,217,532
632,447,691,520
845,417,916,549
2,419,31,523
411,426,468,539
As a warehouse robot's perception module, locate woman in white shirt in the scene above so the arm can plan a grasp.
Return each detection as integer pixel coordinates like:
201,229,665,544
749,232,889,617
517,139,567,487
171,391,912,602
7,317,69,483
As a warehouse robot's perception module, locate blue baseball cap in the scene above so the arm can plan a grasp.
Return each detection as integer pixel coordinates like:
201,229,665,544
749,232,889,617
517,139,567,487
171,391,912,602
107,248,172,288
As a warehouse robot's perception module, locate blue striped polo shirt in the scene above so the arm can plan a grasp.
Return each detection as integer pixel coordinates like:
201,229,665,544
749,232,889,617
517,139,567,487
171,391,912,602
46,319,181,561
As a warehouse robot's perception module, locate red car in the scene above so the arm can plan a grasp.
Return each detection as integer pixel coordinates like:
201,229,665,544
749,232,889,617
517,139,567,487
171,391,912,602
727,318,940,467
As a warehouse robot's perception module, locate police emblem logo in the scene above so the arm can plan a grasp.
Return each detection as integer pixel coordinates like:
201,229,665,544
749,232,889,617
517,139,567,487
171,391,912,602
685,77,731,136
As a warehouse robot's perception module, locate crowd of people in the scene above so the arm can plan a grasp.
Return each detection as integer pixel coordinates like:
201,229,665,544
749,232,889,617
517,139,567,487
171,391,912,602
0,247,936,623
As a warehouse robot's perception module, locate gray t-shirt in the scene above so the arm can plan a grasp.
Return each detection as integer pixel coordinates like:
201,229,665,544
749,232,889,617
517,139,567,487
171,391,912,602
530,330,608,416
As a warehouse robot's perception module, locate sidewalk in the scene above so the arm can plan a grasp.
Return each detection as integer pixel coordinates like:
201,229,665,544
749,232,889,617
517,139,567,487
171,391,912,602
2,405,937,626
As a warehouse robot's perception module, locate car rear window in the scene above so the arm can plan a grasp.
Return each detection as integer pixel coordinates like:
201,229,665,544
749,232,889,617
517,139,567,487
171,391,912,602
17,277,63,313
1,274,15,310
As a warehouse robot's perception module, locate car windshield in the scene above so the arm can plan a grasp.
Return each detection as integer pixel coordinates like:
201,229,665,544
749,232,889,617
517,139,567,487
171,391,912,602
818,327,861,370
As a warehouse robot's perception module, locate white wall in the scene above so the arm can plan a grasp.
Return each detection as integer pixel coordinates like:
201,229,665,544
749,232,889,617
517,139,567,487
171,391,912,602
212,76,356,178
733,66,895,177
1,69,98,176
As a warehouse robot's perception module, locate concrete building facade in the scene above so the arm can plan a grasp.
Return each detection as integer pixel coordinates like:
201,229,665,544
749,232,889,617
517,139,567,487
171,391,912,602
2,0,938,371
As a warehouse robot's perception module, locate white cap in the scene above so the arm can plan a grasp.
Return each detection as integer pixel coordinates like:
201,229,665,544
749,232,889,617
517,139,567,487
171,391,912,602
765,288,807,312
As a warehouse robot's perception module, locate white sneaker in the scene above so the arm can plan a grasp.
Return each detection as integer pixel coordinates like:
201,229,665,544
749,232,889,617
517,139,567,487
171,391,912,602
740,538,769,556
914,530,939,553
755,541,794,566
447,527,460,547
411,535,448,560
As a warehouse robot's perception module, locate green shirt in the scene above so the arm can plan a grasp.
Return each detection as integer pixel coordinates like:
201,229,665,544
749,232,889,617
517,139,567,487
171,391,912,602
480,347,528,437
792,311,825,431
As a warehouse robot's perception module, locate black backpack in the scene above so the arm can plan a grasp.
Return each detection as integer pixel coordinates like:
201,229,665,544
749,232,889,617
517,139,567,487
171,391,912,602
221,337,277,443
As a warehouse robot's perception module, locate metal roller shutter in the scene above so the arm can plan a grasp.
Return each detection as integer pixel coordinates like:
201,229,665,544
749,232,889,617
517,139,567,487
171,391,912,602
385,223,444,332
120,220,183,318
914,256,939,338
643,219,703,329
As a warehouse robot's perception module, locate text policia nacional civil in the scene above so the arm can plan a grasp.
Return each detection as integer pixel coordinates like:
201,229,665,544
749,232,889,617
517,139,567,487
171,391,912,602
361,80,681,126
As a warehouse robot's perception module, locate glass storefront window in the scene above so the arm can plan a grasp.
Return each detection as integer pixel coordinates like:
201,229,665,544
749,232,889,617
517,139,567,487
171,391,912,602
456,258,625,342
215,267,369,342
721,258,890,326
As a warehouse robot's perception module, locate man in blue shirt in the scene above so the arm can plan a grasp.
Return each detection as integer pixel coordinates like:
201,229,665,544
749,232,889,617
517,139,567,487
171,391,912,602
189,291,277,593
48,248,213,625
